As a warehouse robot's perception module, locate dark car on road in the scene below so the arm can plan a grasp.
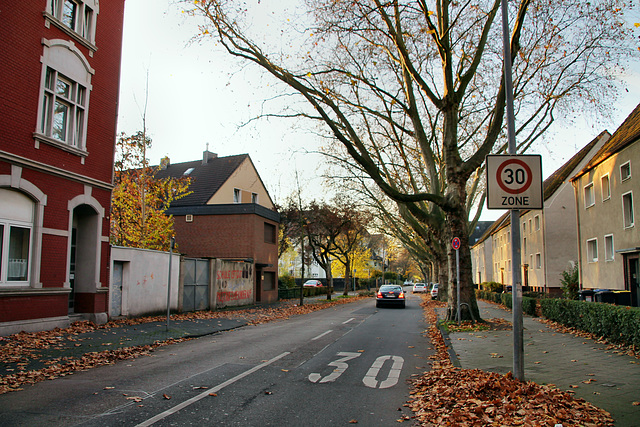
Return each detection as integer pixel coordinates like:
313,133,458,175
376,285,405,308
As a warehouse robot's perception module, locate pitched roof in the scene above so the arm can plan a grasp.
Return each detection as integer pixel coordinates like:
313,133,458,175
573,102,640,180
473,131,609,247
543,130,609,199
153,153,249,207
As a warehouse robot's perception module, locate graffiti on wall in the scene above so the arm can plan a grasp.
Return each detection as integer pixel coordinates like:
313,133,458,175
216,260,253,308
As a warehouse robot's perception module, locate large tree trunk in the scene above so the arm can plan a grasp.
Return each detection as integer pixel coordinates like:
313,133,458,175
445,202,480,321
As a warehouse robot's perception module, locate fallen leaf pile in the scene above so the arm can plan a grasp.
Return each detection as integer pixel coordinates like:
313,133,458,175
0,296,365,394
407,297,615,426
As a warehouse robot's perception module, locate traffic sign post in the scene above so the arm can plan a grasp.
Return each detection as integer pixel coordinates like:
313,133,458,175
486,155,543,210
452,237,461,325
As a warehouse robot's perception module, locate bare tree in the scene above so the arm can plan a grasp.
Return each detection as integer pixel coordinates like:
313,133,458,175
183,0,636,319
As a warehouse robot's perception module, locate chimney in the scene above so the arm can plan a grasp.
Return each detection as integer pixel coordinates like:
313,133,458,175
160,156,170,170
202,143,218,164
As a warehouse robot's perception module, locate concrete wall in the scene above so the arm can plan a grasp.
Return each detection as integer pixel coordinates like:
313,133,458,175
110,246,180,318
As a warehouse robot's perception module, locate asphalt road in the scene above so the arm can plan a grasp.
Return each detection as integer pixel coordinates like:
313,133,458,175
0,291,433,426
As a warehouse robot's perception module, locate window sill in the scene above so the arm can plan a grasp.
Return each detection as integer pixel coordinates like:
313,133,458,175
43,13,98,55
34,133,88,158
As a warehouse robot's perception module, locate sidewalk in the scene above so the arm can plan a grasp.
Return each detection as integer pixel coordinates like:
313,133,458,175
0,293,345,380
0,317,249,378
440,300,640,427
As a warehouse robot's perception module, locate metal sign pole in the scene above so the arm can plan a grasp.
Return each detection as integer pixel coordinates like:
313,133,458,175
500,0,524,381
456,248,460,326
166,237,175,332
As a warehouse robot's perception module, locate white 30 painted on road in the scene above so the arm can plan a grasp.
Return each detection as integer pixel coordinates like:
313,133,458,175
362,355,404,389
308,352,404,389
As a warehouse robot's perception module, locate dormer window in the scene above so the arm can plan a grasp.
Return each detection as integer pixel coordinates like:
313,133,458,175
183,168,195,176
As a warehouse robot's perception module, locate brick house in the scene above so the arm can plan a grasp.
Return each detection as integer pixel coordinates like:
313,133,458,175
154,151,280,304
0,2,125,335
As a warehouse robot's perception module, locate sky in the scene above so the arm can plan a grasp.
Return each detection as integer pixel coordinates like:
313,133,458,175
117,0,640,220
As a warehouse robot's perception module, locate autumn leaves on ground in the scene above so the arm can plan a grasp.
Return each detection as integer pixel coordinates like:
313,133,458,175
0,296,615,425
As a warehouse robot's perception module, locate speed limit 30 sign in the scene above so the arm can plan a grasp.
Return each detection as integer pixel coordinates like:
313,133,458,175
486,155,543,209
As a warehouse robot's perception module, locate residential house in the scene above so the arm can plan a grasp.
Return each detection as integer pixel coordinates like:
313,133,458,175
472,131,610,295
154,151,280,305
571,103,640,306
0,2,125,335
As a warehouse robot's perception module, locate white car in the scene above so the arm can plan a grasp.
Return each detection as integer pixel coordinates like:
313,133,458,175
430,283,439,299
412,283,427,293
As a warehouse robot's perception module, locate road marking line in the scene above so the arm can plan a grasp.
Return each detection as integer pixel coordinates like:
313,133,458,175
342,318,355,324
311,330,333,341
135,352,290,426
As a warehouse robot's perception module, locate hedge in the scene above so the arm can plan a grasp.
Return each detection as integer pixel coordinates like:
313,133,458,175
475,290,640,349
540,298,640,349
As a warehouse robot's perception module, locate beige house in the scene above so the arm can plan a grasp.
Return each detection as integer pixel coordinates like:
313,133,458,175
472,131,610,295
571,103,640,306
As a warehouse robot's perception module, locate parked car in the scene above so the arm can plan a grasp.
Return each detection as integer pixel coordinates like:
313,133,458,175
376,285,406,308
303,280,323,287
412,283,427,293
430,283,439,299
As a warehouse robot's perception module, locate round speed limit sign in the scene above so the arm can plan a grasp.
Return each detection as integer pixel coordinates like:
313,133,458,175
496,159,533,194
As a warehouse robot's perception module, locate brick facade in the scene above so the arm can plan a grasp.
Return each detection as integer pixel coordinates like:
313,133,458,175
0,2,125,335
172,208,279,304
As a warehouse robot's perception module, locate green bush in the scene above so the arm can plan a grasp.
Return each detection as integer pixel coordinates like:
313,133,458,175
475,290,538,317
481,281,504,293
522,296,538,316
540,299,640,348
476,290,640,347
278,274,296,289
560,264,579,300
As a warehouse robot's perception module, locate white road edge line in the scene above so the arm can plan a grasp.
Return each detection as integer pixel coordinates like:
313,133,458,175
311,330,333,341
135,352,291,427
342,318,355,324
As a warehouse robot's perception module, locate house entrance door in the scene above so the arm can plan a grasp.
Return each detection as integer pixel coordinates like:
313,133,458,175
624,254,640,307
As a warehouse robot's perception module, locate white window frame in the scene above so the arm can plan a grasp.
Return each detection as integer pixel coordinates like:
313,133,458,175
622,191,634,229
44,0,99,51
251,192,259,204
534,215,540,231
233,188,241,203
601,174,611,201
586,238,598,263
0,190,35,286
604,234,614,262
621,161,631,182
35,39,94,158
535,253,542,269
584,182,595,208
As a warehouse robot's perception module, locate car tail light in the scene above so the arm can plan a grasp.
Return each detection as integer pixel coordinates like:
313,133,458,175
377,292,382,298
399,292,404,299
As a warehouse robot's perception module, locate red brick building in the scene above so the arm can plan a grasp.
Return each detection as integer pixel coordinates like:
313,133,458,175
0,1,125,335
155,151,280,304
